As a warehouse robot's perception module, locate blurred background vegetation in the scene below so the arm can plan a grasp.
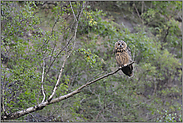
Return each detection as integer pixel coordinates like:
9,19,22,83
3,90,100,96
1,1,182,122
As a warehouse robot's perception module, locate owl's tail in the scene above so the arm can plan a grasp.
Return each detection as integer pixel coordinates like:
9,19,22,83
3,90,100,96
121,64,133,77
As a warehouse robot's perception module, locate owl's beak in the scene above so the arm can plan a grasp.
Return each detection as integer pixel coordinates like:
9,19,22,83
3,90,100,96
120,45,123,48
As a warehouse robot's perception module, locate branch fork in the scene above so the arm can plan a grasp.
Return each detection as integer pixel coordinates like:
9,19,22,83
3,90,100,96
1,60,135,120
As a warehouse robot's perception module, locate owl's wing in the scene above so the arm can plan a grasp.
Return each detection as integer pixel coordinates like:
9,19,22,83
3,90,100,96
122,64,133,77
113,48,117,54
122,46,133,77
126,46,132,61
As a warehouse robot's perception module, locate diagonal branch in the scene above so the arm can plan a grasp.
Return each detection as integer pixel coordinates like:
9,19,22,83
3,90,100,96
1,61,135,120
47,53,70,102
41,58,46,103
95,101,113,121
47,1,85,102
70,2,77,22
1,2,136,121
45,2,85,75
133,3,144,24
48,66,123,104
72,1,85,41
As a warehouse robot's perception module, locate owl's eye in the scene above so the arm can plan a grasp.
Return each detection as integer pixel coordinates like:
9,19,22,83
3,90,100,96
118,43,120,45
122,43,124,45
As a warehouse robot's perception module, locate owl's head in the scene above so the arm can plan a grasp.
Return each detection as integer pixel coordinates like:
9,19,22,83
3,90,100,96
115,40,127,50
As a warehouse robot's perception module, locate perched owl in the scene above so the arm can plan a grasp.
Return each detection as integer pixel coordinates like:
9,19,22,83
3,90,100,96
114,40,133,77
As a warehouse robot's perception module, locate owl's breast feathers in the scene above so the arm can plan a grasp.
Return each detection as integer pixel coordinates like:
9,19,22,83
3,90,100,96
114,41,133,77
114,48,126,53
115,49,130,67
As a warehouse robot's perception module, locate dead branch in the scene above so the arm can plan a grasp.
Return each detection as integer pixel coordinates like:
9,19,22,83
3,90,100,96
49,67,122,104
1,61,135,120
45,2,85,75
133,3,144,24
70,2,77,22
162,26,170,43
47,53,70,102
41,58,46,103
47,1,85,102
1,1,135,120
2,72,8,116
95,101,113,121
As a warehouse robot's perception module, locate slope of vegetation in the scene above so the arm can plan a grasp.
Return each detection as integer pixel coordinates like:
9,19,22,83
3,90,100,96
1,1,182,122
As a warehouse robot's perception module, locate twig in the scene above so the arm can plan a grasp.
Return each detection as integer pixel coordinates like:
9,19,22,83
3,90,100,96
133,48,135,61
162,26,170,43
45,42,70,75
45,26,76,75
41,58,46,103
28,113,38,122
45,2,85,75
70,2,77,22
49,66,125,104
141,1,144,16
133,3,144,24
87,71,105,83
73,1,85,41
98,94,102,108
2,2,137,120
1,61,135,120
47,52,70,102
2,73,8,116
51,16,60,35
47,2,85,102
49,12,61,63
95,102,113,121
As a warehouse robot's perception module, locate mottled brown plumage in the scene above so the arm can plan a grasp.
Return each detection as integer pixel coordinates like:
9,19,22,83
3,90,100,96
114,40,133,77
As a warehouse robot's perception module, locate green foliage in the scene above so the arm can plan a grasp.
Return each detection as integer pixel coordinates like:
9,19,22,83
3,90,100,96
78,48,99,68
1,1,69,114
1,1,42,113
157,109,182,122
79,8,118,39
1,1,182,122
141,1,182,58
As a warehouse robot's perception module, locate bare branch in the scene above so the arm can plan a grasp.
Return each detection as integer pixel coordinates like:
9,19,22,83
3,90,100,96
2,73,8,116
1,102,47,120
41,58,46,103
95,101,113,121
1,61,135,120
162,26,170,43
51,17,60,35
47,53,70,102
70,2,77,22
49,67,122,105
45,2,85,75
1,2,135,121
47,1,85,102
133,48,135,61
133,3,144,24
73,1,85,41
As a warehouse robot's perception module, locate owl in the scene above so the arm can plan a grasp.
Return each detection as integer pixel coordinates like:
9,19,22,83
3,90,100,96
114,40,133,77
